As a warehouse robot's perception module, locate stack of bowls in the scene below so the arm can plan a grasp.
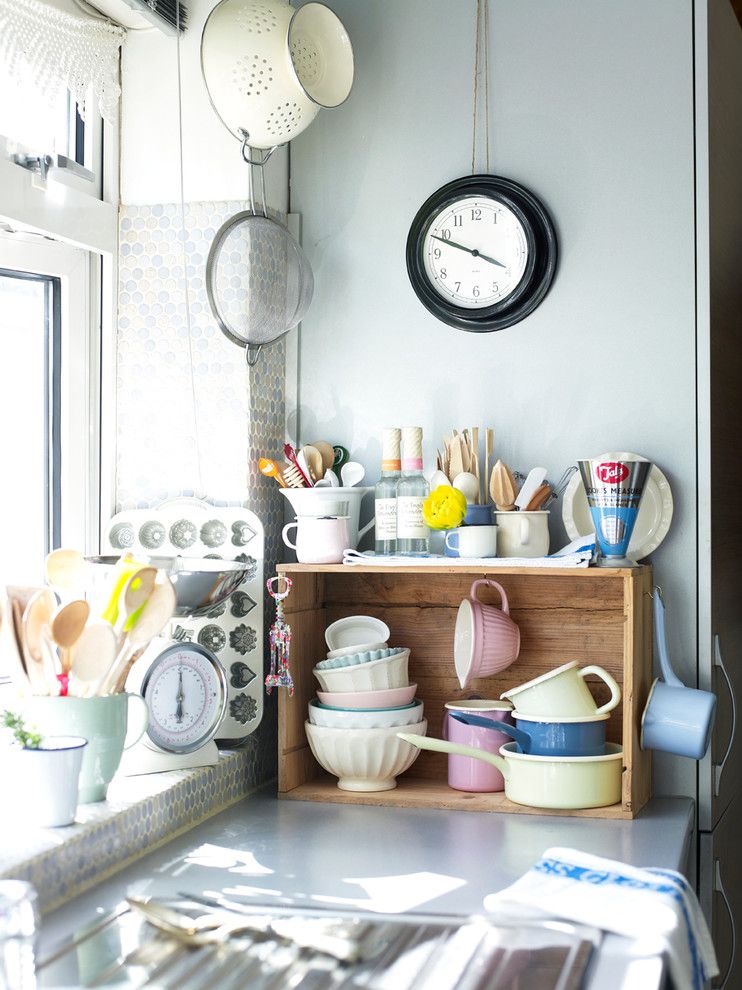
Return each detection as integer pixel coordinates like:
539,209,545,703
305,615,427,791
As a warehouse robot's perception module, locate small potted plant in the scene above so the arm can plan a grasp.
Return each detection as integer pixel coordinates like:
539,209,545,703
1,711,87,828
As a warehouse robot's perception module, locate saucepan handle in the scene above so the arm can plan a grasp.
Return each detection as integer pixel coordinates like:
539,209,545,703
396,732,509,778
449,711,531,752
653,587,684,688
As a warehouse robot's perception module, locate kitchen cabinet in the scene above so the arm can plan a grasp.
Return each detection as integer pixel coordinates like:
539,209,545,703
695,0,742,960
277,563,653,820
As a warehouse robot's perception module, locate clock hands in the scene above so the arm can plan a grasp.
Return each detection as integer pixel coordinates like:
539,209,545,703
175,667,184,724
431,235,507,269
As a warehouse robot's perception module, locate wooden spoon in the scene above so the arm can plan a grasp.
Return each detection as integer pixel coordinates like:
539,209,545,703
69,621,117,698
310,441,335,475
50,600,90,675
104,576,176,695
0,590,30,692
301,445,324,484
471,427,479,504
23,590,61,695
485,428,494,504
118,566,157,634
45,549,85,593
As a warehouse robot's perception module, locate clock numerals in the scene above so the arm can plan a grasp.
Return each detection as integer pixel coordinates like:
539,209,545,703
471,208,482,221
453,215,463,227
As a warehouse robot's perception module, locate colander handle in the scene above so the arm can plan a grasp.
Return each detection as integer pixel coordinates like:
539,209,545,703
246,344,263,367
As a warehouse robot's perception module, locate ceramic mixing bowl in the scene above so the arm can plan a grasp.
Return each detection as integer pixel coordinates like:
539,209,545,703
305,720,427,791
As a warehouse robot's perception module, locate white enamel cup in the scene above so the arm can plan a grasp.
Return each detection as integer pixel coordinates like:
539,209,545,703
493,511,550,558
501,660,621,717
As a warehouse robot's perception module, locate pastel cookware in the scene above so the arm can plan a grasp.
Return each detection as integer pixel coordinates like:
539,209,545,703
306,720,427,792
325,615,390,652
312,649,409,693
443,700,514,792
641,587,716,759
398,734,623,810
282,515,351,564
444,525,498,558
493,511,550,558
501,660,621,717
280,487,374,549
450,710,608,758
454,579,520,689
316,684,417,709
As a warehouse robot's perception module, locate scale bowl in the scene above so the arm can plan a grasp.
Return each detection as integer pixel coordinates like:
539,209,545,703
85,556,250,618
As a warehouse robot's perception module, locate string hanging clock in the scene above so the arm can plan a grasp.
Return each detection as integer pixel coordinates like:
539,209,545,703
406,0,557,333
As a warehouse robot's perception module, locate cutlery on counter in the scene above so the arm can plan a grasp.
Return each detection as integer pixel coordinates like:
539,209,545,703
543,464,578,507
50,599,90,679
525,483,553,511
340,461,365,488
301,445,324,484
284,443,312,487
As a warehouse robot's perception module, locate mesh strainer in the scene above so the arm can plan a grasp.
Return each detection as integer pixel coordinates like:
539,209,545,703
201,0,354,150
206,155,314,365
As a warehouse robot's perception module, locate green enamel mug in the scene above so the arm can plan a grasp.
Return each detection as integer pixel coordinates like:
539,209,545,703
20,694,148,803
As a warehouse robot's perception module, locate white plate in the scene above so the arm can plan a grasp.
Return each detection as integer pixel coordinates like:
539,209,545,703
324,615,390,652
562,452,673,561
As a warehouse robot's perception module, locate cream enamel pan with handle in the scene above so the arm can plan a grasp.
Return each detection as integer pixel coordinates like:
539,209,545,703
397,733,623,810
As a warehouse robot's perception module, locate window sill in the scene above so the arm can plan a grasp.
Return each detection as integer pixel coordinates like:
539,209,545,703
0,746,268,913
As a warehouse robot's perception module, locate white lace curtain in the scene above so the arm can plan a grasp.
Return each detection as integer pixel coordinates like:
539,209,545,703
0,0,126,122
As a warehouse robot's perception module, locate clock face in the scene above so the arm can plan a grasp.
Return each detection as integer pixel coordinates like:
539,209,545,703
422,196,529,309
142,643,228,754
406,174,558,334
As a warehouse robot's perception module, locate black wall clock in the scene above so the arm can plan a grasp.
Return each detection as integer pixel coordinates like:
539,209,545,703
405,174,558,333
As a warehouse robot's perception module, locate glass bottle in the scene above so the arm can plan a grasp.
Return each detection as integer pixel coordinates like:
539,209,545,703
396,426,430,556
374,427,401,555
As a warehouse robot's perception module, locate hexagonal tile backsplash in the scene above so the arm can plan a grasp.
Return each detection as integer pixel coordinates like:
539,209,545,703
117,201,287,784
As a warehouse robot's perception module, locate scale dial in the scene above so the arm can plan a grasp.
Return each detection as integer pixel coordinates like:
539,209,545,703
141,643,228,754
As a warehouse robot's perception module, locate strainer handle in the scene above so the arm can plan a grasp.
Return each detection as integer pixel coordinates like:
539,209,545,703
246,344,263,367
238,129,278,167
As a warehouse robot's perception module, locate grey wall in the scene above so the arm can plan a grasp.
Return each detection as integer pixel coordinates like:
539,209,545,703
290,0,698,799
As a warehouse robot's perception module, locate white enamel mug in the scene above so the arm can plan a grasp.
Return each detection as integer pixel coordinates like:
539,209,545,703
501,660,621,717
282,515,351,564
493,511,550,558
444,525,498,558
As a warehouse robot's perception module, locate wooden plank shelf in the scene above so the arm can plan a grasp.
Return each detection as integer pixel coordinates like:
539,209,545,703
276,563,653,820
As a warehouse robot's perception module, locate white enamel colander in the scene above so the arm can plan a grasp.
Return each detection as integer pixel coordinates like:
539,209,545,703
201,0,354,150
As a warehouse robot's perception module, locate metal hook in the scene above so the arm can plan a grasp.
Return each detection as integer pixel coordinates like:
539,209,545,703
238,129,278,167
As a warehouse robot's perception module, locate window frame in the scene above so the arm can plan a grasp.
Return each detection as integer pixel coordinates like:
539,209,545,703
0,234,103,557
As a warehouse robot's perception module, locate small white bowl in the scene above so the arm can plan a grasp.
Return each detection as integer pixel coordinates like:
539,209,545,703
324,615,391,653
305,720,427,791
326,640,387,660
308,699,424,729
313,649,409,693
316,647,404,670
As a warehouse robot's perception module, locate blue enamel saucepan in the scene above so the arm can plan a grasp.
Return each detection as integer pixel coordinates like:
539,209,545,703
450,709,608,757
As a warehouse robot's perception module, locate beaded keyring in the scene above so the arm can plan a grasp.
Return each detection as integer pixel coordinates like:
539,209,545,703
265,575,293,696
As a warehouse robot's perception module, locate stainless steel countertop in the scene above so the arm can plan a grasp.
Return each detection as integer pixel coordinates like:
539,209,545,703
40,790,695,988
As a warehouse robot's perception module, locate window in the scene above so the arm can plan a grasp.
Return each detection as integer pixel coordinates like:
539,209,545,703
0,236,100,586
0,267,60,584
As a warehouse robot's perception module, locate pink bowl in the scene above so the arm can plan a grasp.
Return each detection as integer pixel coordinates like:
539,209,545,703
316,684,417,710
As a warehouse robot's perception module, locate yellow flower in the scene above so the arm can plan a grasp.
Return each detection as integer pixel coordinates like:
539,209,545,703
423,486,467,530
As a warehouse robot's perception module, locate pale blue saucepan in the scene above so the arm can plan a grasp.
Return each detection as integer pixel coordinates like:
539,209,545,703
641,588,716,759
450,709,608,757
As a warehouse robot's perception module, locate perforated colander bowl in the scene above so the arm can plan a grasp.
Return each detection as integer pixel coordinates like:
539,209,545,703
205,210,314,364
201,0,353,149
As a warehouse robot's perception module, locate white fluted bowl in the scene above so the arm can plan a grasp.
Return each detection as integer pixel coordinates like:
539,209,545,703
308,698,424,729
313,649,409,693
305,719,427,791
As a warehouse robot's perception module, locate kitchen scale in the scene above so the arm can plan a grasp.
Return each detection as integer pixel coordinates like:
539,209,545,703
95,499,264,775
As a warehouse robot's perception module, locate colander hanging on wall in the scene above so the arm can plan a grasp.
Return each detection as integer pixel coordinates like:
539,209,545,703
201,0,354,150
205,145,314,366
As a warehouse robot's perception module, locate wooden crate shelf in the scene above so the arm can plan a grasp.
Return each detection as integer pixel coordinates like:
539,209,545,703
276,563,653,820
